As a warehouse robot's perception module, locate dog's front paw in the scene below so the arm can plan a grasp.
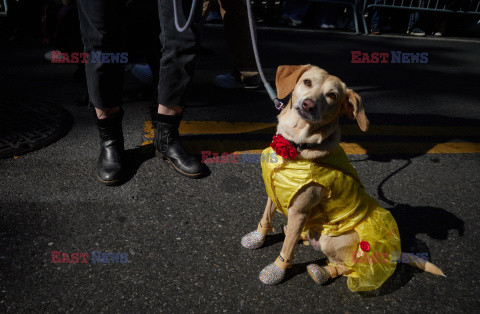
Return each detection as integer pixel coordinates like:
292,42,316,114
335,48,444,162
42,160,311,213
307,264,330,284
259,262,286,285
241,230,266,250
241,223,273,250
259,256,291,285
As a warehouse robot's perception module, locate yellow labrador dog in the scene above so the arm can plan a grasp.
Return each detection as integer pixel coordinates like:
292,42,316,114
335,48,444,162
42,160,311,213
241,65,443,291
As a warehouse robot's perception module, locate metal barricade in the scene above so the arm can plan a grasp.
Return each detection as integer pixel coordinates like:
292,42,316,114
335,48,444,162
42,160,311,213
362,0,480,34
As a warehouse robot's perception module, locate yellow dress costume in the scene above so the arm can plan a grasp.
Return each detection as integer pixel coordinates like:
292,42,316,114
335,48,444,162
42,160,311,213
261,146,401,292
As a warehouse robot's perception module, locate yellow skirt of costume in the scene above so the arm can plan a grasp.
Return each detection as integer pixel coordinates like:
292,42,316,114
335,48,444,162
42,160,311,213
261,146,401,292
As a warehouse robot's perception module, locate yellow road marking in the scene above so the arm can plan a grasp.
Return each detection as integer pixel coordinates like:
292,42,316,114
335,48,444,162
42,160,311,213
141,139,480,155
143,121,480,137
142,121,480,155
344,125,480,137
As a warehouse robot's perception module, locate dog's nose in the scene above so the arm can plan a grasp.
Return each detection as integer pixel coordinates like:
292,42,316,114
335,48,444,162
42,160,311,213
302,99,315,113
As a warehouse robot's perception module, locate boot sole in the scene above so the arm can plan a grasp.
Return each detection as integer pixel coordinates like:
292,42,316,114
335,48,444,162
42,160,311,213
155,150,203,178
97,174,121,186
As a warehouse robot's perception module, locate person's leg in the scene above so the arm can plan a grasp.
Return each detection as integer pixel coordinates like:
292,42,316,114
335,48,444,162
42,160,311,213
126,0,160,96
214,0,260,89
252,0,264,22
312,3,329,27
407,0,426,35
78,0,125,117
370,0,385,34
153,0,205,178
265,0,276,24
326,4,341,27
156,0,201,113
370,10,379,27
78,0,126,185
282,0,310,23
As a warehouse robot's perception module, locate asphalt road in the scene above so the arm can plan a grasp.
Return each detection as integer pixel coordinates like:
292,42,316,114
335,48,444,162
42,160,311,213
1,26,479,312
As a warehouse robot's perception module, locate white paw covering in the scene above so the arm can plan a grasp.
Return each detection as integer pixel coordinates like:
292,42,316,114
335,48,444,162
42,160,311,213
241,230,266,250
307,264,330,284
259,262,286,285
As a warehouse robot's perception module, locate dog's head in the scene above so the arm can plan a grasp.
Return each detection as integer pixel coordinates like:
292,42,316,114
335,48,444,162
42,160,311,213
276,65,369,132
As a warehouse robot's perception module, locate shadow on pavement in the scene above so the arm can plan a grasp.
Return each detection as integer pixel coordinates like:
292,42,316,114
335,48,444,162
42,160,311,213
261,232,286,249
357,156,465,297
120,144,211,185
359,203,464,297
121,145,156,184
284,258,329,284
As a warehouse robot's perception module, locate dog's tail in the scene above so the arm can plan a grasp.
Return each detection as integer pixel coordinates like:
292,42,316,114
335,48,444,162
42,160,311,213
402,252,445,277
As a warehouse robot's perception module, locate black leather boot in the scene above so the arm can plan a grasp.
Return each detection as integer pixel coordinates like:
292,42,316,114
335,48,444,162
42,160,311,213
151,111,204,178
95,110,125,185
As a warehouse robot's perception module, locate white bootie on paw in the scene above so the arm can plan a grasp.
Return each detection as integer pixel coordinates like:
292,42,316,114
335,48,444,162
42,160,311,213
259,256,291,285
307,264,330,284
241,223,273,250
241,230,266,250
259,262,286,285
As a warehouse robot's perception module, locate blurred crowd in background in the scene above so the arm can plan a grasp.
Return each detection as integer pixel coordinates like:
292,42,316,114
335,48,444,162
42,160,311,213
1,0,479,43
1,0,478,98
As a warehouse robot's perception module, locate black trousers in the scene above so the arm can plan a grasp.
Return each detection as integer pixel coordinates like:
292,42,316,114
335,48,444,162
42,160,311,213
77,0,202,109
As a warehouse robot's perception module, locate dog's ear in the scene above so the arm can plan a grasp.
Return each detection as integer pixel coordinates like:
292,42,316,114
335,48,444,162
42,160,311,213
275,65,312,99
343,89,369,132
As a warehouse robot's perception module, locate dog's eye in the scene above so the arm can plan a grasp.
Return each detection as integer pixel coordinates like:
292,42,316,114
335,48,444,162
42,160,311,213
303,79,312,87
327,92,337,101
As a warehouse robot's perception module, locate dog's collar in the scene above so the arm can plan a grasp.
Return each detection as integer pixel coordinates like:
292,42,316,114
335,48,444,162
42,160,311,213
275,93,292,111
279,116,341,153
277,133,323,153
288,140,323,152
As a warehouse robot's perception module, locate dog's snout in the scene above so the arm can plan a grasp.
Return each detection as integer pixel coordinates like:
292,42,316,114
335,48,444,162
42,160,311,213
302,99,315,113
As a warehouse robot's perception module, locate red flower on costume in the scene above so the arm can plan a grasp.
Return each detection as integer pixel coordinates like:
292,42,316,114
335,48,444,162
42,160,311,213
270,134,298,160
359,241,370,252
